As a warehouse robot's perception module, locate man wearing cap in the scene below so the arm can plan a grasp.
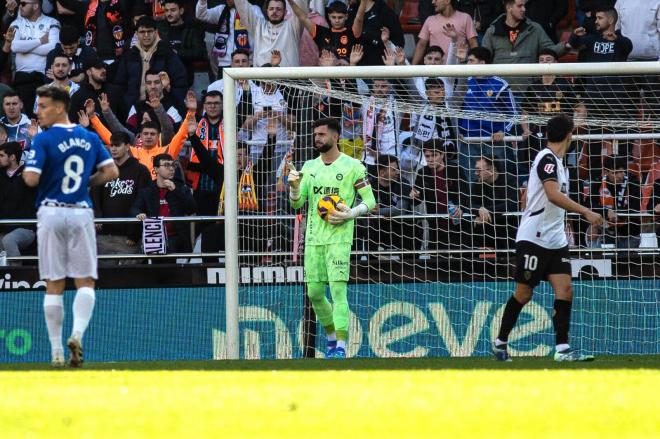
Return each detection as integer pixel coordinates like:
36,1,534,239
69,55,124,124
91,132,151,264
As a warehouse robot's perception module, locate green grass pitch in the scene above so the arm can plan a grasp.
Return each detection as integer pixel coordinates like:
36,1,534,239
1,356,658,438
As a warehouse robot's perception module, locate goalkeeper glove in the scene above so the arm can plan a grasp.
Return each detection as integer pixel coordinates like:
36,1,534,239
287,162,301,200
328,202,369,225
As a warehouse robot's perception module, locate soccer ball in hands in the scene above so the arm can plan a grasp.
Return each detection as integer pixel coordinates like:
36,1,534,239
317,195,344,222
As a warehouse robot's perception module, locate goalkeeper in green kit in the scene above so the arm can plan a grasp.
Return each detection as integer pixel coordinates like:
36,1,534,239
288,118,376,359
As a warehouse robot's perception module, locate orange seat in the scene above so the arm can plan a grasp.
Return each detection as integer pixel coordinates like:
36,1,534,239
193,59,210,73
399,0,421,34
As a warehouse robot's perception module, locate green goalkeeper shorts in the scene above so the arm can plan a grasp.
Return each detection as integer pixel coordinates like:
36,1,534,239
304,243,352,283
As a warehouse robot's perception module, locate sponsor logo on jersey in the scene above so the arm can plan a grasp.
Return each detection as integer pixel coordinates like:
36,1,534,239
336,173,343,181
313,186,340,195
544,163,555,174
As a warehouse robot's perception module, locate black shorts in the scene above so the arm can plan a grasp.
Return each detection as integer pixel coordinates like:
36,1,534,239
513,241,571,288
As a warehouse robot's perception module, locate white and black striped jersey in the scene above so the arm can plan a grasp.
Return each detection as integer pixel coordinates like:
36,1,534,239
516,148,569,249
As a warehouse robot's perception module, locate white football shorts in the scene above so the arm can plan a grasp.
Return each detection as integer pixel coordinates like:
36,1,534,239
37,206,98,281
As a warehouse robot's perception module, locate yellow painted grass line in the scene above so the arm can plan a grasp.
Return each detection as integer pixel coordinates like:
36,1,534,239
1,370,659,439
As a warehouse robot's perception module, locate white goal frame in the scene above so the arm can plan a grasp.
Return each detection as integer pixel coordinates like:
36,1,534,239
221,61,660,359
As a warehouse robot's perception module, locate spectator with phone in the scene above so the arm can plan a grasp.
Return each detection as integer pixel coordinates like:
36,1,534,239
239,74,293,164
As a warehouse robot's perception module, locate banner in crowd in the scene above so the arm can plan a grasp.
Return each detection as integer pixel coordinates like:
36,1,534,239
142,217,166,254
0,280,657,363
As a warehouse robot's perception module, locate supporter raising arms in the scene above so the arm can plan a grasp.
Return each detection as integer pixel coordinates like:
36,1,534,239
84,91,197,179
196,0,254,80
288,0,366,63
346,0,404,65
234,0,306,67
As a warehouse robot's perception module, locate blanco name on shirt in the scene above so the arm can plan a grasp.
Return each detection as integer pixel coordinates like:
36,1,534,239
58,137,92,153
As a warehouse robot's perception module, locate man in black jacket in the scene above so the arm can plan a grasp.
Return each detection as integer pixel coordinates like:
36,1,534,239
412,138,469,251
157,0,208,87
113,16,188,114
0,141,36,261
469,155,518,250
70,56,125,124
131,153,197,253
92,132,152,263
362,154,418,257
46,25,97,84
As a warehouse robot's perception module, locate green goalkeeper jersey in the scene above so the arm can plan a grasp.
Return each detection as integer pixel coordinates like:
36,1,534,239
291,153,375,245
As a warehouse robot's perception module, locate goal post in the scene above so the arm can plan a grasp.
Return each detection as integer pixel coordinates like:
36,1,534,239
221,61,660,360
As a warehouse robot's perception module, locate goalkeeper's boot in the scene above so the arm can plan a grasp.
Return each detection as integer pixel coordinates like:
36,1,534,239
332,347,346,359
325,340,337,359
492,343,512,362
67,336,84,368
51,350,65,368
554,348,595,362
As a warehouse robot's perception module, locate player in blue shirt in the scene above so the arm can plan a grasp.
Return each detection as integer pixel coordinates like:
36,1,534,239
23,86,119,368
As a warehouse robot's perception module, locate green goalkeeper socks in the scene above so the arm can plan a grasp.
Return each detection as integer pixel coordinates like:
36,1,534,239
307,281,350,340
329,281,349,338
307,282,334,328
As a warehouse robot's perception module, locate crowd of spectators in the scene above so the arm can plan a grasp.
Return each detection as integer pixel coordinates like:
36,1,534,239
0,0,658,264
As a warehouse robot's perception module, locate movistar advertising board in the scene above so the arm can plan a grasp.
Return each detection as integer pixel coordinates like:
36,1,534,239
0,281,657,362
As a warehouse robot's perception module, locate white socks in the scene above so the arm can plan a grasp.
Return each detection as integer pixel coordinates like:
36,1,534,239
327,332,337,342
71,287,96,341
43,294,64,355
556,343,570,353
337,340,346,349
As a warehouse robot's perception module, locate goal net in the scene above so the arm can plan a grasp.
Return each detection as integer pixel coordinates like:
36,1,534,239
218,62,660,359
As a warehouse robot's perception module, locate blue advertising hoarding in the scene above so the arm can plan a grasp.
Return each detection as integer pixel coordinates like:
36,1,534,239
1,279,658,362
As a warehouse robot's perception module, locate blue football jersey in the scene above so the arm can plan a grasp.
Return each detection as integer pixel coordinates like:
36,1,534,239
25,123,113,208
